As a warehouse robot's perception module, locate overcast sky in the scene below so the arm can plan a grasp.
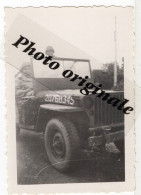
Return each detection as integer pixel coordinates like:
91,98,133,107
6,7,133,67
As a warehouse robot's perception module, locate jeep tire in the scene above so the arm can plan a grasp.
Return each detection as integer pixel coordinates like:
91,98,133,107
45,117,80,172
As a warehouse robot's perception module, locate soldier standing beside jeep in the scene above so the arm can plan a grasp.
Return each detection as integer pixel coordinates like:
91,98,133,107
15,62,34,133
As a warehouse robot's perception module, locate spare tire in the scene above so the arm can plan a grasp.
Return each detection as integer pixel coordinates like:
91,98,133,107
44,117,80,172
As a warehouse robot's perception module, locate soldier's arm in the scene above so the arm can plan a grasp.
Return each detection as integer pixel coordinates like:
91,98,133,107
15,87,32,98
15,79,32,98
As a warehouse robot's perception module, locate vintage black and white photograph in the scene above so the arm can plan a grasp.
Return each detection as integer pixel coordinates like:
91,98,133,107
5,7,135,193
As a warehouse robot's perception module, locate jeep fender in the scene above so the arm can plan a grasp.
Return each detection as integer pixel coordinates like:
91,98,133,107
35,104,89,133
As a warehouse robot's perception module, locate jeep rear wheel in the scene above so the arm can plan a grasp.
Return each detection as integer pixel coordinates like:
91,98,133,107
44,117,80,172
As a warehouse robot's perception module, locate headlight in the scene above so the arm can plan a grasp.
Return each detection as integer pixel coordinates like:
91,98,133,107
81,97,93,109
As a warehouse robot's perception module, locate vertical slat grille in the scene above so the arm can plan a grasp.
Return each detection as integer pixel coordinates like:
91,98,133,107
94,92,124,126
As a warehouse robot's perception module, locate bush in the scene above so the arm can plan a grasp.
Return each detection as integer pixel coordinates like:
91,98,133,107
92,62,124,90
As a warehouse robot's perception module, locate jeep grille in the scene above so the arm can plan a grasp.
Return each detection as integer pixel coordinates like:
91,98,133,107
93,92,124,126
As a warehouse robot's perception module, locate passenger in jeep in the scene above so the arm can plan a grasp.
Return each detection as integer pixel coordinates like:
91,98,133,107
45,46,55,57
15,62,34,124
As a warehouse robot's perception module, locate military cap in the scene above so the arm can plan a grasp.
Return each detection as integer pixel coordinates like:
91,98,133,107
45,46,54,54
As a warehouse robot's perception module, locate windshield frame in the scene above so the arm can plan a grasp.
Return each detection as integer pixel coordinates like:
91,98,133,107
31,57,92,79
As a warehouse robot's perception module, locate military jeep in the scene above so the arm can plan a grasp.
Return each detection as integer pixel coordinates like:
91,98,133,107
17,57,124,172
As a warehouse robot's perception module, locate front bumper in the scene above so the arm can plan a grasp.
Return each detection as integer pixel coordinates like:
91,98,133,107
88,130,124,147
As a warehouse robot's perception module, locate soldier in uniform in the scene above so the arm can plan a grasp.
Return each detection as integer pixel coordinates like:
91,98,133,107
15,62,34,126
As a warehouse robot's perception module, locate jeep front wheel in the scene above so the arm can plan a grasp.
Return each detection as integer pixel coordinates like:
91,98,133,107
44,117,80,172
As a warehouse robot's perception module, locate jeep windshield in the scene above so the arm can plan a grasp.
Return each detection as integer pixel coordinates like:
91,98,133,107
32,57,91,78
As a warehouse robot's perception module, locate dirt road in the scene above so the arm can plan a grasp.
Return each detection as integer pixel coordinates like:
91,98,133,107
16,129,124,184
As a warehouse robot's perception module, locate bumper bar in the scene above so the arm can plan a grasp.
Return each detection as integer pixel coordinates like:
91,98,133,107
88,130,124,147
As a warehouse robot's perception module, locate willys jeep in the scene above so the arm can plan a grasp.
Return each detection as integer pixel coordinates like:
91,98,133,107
16,57,124,172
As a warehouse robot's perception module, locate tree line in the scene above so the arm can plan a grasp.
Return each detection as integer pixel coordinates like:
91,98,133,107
93,62,124,90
